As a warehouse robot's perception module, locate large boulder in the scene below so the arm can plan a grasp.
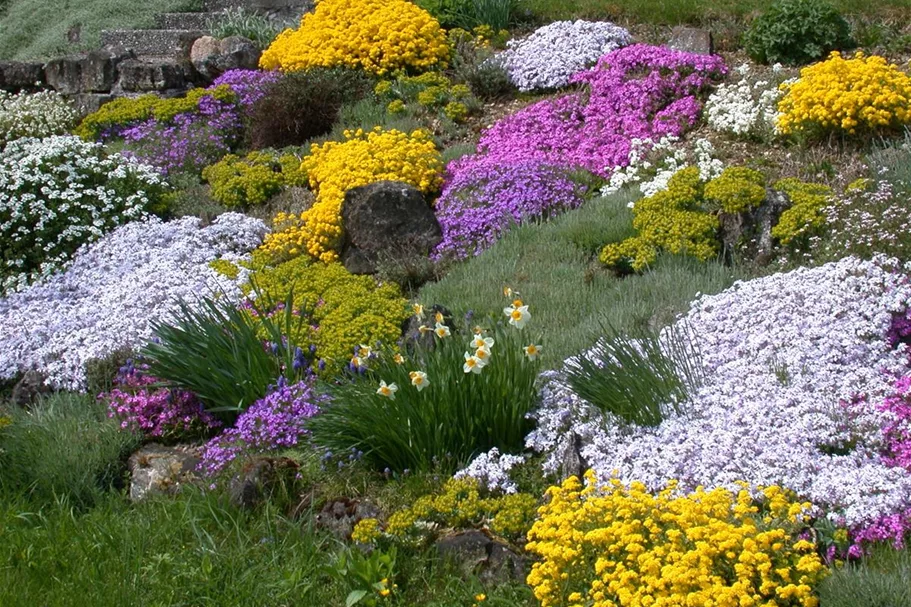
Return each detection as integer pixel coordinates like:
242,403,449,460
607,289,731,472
667,27,714,55
0,61,46,92
190,35,261,81
116,59,186,92
316,497,382,540
340,181,442,275
436,530,526,584
44,48,133,94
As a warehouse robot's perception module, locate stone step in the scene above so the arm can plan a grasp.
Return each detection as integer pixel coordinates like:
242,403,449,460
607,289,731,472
156,12,220,31
100,29,206,59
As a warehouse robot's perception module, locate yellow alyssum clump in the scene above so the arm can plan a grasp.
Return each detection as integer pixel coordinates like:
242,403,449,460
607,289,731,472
259,0,449,75
256,127,442,264
777,51,911,136
526,471,827,607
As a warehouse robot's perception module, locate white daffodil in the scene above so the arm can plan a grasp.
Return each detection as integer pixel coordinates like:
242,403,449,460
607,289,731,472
434,322,451,338
504,304,531,329
409,370,429,391
418,324,432,336
474,347,491,366
358,344,372,358
377,380,398,399
393,353,405,365
434,311,445,324
463,352,483,374
413,303,425,319
471,334,494,350
351,355,366,369
524,344,542,360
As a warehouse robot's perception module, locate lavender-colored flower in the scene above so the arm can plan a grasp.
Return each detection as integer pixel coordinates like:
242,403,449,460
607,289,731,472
199,380,325,476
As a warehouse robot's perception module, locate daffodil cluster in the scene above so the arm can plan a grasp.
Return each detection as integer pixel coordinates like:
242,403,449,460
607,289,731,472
776,51,911,136
526,471,827,607
256,128,443,264
259,0,449,75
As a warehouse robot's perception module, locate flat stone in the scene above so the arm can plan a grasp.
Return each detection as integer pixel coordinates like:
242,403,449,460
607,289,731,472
315,497,382,540
436,530,526,583
116,59,187,92
127,443,202,502
667,27,714,55
0,61,46,92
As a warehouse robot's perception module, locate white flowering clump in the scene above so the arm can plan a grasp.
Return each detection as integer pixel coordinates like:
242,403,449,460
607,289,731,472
455,447,527,494
528,256,911,528
602,136,724,200
705,63,788,138
0,213,267,390
0,90,78,146
498,20,631,91
0,135,167,293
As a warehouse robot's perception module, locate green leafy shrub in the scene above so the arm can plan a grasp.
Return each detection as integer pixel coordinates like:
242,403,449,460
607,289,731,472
374,71,479,125
202,151,308,208
416,0,516,31
249,257,410,374
309,300,542,473
208,7,285,49
247,68,372,150
0,393,140,507
143,294,311,422
743,0,853,65
565,324,704,427
353,477,538,545
771,178,834,246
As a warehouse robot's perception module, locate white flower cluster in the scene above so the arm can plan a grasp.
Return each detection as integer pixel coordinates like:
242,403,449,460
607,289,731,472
0,213,267,390
0,135,166,293
705,63,787,138
528,256,911,527
498,20,632,92
455,447,527,494
602,136,724,200
0,90,77,146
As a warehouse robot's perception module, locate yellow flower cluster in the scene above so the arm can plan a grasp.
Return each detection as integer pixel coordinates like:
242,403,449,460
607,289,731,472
75,85,235,140
526,471,827,607
259,0,449,75
353,477,537,544
202,150,308,208
374,72,474,124
256,127,442,264
248,257,410,373
777,51,911,136
600,167,719,272
704,167,767,214
770,178,834,246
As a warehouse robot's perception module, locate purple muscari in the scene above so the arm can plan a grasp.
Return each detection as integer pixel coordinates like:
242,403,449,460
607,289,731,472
102,364,220,439
198,380,325,476
432,158,587,260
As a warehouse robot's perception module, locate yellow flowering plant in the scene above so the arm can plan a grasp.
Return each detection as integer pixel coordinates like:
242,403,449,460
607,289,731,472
374,72,478,125
256,127,443,264
526,471,828,607
777,51,911,137
259,0,450,75
202,150,308,208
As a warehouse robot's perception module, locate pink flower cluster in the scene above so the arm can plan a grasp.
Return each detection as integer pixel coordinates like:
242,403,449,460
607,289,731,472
102,362,221,439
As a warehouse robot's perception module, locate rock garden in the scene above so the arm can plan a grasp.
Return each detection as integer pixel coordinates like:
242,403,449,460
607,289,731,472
2,0,911,604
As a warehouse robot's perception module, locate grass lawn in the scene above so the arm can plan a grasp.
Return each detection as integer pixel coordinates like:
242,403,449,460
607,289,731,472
419,192,745,368
0,0,201,60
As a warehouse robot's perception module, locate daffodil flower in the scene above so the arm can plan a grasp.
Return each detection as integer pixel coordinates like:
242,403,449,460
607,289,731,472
413,303,424,319
409,370,429,391
434,322,451,338
358,344,372,358
471,335,494,350
474,347,491,366
351,355,366,369
504,304,531,329
377,380,398,399
473,325,484,335
434,311,445,324
524,344,542,360
393,353,405,364
503,286,513,297
418,324,432,336
463,352,483,373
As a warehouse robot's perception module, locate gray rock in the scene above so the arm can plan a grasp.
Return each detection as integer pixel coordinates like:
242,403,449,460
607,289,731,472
340,181,442,275
558,431,588,482
10,370,50,408
402,304,452,350
316,498,382,540
0,61,46,92
127,443,202,501
751,189,790,265
66,93,115,119
667,27,714,55
436,530,526,583
116,59,187,92
45,48,133,94
190,35,260,81
228,456,299,509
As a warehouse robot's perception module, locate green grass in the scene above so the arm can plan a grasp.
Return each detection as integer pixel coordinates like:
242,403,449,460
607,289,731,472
418,192,743,368
818,545,911,607
519,0,911,26
0,0,201,60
